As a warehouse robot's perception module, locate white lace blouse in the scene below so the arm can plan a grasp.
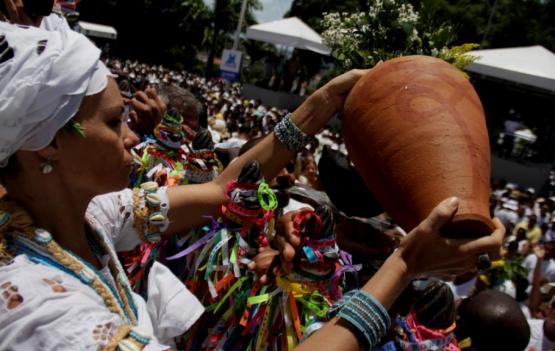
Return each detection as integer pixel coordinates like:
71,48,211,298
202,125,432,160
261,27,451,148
0,187,204,350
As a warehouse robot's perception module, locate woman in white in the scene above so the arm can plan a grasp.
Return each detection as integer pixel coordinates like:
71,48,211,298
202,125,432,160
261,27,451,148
0,21,504,351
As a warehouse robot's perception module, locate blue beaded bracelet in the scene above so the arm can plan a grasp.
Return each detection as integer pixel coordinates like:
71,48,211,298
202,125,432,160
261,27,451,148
351,293,389,332
331,290,391,349
327,290,356,317
354,290,390,323
339,307,378,346
274,113,317,153
348,299,387,336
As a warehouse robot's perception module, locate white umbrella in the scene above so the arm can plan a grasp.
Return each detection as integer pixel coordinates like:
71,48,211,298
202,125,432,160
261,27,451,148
246,17,331,55
466,45,555,92
76,21,117,40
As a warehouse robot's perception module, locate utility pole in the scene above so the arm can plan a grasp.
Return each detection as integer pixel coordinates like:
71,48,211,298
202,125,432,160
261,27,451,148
232,0,248,50
481,0,498,47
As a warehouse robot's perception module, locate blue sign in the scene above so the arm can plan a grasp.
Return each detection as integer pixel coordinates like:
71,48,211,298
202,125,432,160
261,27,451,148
220,49,242,82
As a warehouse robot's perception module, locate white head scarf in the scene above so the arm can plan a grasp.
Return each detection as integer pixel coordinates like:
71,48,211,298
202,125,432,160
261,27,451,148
0,22,111,166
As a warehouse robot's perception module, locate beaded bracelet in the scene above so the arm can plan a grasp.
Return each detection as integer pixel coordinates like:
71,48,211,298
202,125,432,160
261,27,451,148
274,113,317,153
132,182,167,243
328,289,391,349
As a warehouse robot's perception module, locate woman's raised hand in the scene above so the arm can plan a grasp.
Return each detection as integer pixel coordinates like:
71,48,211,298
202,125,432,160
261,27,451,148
291,69,368,135
398,197,505,281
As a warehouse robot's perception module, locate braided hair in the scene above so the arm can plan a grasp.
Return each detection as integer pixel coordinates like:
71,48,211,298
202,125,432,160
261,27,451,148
412,280,456,330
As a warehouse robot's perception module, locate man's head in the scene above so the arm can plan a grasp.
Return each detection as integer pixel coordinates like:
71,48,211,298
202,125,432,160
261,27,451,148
516,227,527,241
317,146,383,218
157,84,204,130
545,241,555,260
517,206,525,218
528,214,537,228
456,290,530,351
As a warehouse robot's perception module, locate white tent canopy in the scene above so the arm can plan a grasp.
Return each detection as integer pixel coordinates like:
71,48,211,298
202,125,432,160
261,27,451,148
466,45,555,92
76,21,117,40
246,17,331,55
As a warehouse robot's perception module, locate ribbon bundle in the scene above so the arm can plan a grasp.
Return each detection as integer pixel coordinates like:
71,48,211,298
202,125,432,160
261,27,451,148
172,169,359,350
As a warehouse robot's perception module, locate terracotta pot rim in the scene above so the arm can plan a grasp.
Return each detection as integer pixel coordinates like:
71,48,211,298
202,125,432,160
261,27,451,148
442,213,496,238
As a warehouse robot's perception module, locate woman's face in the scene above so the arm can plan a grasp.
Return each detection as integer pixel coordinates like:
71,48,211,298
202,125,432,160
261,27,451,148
56,78,139,196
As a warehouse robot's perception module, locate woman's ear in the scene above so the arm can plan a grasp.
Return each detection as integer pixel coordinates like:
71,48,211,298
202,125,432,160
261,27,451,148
36,144,60,162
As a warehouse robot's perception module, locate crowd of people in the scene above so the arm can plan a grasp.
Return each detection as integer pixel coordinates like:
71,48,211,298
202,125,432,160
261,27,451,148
102,56,345,190
101,56,555,351
0,3,552,351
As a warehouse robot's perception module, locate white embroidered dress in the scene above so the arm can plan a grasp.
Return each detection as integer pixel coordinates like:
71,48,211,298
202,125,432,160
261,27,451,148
0,188,204,350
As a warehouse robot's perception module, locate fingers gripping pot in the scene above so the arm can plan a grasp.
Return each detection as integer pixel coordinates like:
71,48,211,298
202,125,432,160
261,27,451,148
343,56,495,238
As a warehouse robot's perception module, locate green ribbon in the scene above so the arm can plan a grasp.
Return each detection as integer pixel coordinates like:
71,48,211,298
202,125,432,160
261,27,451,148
248,293,271,305
247,286,270,305
141,148,150,167
230,243,238,265
297,290,329,318
209,276,248,313
257,181,278,211
163,111,184,125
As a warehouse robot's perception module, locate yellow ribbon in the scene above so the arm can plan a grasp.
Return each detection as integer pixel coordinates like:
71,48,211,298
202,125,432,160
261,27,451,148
277,274,312,298
459,337,472,349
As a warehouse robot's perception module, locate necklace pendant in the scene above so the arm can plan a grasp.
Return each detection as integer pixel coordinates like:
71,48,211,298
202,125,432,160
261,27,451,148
118,272,129,287
34,229,53,244
79,268,95,285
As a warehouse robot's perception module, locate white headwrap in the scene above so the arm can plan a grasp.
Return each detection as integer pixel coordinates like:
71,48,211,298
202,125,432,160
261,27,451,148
0,22,111,166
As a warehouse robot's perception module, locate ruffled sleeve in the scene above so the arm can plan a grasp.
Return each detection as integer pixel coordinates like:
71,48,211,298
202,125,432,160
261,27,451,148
86,187,170,252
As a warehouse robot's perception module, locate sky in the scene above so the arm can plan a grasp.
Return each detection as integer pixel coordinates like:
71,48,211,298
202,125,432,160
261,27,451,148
203,0,294,24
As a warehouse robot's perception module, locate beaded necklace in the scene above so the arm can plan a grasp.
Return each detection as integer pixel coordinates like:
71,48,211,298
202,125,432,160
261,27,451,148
13,227,138,325
0,198,137,324
0,202,151,350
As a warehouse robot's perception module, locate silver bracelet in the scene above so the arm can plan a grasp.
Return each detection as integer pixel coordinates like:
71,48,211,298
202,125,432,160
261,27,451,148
274,113,317,153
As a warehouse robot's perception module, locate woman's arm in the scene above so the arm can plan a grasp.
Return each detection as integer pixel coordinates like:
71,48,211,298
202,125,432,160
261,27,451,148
294,197,505,351
164,70,367,235
529,245,545,316
293,252,411,351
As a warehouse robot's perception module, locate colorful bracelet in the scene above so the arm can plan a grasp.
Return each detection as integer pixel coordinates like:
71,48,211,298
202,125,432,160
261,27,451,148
274,113,317,153
328,289,391,348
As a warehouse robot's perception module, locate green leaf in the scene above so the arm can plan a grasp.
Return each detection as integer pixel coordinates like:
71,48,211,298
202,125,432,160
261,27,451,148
62,120,86,138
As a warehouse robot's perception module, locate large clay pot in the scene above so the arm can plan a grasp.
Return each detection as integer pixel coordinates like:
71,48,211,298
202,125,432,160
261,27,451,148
343,55,494,238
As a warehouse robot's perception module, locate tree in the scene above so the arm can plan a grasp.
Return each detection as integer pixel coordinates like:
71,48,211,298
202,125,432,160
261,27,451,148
320,0,477,70
286,0,364,32
289,0,555,55
77,0,211,68
441,0,555,51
